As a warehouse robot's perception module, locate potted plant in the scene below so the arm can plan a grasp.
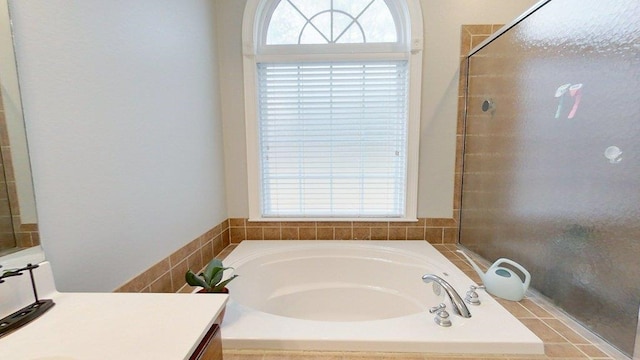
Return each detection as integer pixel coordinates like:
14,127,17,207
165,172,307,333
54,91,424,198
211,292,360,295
185,258,238,293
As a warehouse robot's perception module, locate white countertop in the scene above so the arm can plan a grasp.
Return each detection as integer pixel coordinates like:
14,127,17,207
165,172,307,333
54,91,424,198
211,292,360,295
1,291,228,360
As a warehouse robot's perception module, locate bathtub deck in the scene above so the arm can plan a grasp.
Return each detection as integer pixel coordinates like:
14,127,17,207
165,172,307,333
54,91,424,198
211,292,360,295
219,241,544,356
217,243,628,360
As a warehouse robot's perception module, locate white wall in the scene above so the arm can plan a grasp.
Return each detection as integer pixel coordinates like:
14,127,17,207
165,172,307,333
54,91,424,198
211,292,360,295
9,0,228,291
217,0,539,218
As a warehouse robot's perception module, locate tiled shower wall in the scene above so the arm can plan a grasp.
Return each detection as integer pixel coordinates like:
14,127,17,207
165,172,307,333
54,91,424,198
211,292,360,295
454,24,505,210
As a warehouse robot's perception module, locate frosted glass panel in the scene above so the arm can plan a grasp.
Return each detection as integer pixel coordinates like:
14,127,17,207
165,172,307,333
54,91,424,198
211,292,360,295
460,0,640,356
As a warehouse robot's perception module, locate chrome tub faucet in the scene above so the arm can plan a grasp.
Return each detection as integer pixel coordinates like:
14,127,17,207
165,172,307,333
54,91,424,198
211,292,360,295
422,274,472,319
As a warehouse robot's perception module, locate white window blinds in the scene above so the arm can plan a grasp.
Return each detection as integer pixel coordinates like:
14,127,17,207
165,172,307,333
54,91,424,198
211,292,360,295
257,61,409,218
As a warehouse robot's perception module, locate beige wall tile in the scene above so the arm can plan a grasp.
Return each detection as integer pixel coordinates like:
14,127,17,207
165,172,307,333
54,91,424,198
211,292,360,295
169,238,199,267
213,234,224,255
470,34,490,48
443,228,458,243
463,24,495,36
115,274,146,293
264,227,281,240
425,218,457,227
334,227,353,240
299,227,317,240
230,227,246,243
353,227,371,240
425,228,443,244
371,227,388,240
460,27,473,54
246,227,264,240
229,218,246,227
281,227,299,240
406,227,425,240
148,271,173,293
317,227,333,240
170,259,189,293
187,249,204,275
202,240,213,263
247,221,280,227
388,226,406,240
222,228,231,246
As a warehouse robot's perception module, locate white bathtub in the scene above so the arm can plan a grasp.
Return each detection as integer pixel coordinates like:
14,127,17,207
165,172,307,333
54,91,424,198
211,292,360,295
221,240,543,354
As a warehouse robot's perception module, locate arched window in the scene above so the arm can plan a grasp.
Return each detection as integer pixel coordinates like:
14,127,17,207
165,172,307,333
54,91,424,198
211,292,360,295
265,1,400,45
243,0,423,220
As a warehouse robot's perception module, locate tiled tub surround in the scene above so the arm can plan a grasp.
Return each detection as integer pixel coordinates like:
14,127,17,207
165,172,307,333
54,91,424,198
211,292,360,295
115,222,628,359
114,217,457,294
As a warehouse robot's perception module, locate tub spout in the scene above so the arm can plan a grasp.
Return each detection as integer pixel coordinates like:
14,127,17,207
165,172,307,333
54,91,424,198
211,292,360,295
422,274,472,318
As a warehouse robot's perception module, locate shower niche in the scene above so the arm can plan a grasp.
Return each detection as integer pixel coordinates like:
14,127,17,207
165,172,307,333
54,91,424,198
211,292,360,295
459,0,640,356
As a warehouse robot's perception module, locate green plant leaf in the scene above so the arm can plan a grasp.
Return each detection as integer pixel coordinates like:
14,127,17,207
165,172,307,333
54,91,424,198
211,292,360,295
203,259,223,282
211,274,239,292
208,267,225,286
185,270,208,289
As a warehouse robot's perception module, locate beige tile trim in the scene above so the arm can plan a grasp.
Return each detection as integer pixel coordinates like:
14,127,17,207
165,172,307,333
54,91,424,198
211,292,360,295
229,217,458,244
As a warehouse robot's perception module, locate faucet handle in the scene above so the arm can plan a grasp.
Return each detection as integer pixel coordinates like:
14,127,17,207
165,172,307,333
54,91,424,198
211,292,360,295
465,285,485,305
428,303,451,327
429,303,446,314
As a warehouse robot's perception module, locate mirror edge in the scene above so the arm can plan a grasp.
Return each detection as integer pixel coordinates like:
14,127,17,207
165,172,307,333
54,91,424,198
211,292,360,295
0,0,43,264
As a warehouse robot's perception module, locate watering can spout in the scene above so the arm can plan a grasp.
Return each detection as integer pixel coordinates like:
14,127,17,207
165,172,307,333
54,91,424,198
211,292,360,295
456,250,486,281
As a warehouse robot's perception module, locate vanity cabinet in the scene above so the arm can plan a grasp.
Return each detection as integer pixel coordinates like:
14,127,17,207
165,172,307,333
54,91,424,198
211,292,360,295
190,324,223,360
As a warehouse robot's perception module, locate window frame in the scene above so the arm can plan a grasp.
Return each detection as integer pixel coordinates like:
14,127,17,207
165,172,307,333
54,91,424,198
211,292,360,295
242,0,424,221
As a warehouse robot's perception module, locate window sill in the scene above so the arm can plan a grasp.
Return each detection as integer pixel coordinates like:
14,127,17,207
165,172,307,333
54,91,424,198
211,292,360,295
248,217,419,223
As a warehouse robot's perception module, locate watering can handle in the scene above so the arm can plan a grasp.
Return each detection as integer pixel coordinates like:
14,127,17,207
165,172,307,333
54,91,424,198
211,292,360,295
494,258,531,291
